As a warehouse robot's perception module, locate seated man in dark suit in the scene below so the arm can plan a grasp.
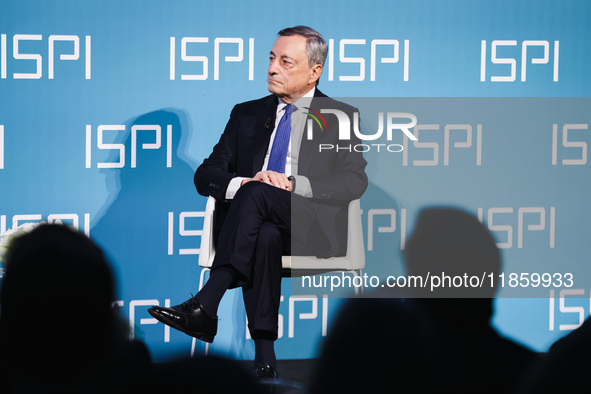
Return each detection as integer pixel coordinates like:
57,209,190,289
149,26,367,378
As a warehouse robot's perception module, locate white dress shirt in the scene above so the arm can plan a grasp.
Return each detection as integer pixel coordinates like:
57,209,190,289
225,88,315,199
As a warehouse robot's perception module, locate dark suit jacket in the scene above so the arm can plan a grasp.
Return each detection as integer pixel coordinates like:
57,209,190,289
194,89,368,257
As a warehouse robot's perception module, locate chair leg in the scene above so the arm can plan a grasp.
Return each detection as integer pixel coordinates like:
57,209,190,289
356,269,364,295
339,270,364,296
191,267,211,357
352,270,359,296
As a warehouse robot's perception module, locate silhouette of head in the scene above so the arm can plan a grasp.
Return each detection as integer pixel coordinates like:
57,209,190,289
404,207,501,325
0,223,116,381
312,295,444,394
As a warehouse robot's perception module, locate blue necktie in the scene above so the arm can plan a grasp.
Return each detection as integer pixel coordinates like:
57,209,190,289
267,104,292,173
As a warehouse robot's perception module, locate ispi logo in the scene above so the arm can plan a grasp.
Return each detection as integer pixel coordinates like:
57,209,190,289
304,107,417,153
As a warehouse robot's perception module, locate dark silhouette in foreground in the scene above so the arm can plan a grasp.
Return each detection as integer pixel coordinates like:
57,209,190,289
0,224,149,393
0,223,263,393
311,207,541,393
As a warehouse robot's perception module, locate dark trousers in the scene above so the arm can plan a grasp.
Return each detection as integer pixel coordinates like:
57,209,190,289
211,181,317,339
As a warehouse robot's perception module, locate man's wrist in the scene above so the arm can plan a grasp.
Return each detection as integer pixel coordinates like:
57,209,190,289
226,176,248,199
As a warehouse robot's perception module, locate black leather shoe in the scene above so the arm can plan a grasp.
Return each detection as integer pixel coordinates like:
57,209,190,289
252,363,278,379
148,298,217,343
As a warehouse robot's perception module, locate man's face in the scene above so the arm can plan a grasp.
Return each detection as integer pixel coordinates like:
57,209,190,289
267,35,322,103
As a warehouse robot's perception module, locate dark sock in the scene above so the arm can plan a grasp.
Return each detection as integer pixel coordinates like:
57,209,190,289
195,266,236,318
254,338,276,369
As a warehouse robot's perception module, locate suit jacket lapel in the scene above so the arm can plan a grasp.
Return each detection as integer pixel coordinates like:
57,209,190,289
298,89,327,176
251,94,278,175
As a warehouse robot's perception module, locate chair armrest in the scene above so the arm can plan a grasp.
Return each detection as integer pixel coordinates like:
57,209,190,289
198,196,217,268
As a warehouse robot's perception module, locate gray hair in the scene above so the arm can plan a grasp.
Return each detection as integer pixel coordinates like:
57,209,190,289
278,26,328,69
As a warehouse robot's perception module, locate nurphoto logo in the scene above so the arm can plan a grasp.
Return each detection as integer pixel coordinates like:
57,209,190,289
307,98,418,153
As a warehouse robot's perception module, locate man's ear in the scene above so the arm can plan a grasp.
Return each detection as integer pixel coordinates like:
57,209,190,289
309,64,323,85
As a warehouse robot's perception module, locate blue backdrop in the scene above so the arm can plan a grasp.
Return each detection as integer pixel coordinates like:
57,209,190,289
1,0,590,361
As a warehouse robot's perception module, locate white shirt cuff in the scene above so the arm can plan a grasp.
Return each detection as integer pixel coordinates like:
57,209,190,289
225,176,248,199
293,175,313,198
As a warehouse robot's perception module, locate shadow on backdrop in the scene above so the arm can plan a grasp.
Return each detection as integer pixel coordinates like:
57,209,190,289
90,109,212,357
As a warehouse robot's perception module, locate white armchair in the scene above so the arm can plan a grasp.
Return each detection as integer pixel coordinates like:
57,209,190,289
192,195,366,356
197,195,365,287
